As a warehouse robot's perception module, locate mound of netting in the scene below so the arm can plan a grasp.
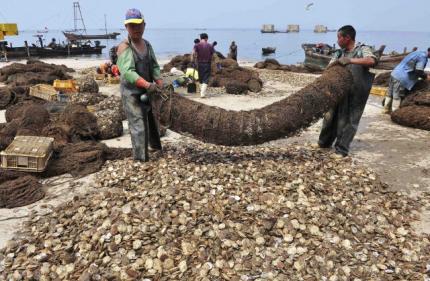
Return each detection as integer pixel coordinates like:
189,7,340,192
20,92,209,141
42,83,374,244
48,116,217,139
0,176,44,208
254,59,322,74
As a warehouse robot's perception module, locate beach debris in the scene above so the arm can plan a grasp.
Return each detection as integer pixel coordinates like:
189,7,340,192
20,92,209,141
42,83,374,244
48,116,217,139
1,142,429,280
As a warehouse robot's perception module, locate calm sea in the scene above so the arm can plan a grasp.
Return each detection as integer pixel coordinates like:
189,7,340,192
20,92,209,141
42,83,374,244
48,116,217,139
6,28,430,65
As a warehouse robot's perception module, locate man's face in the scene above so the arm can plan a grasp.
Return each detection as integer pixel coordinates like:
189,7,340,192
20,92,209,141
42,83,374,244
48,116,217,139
126,23,145,40
337,32,351,49
427,51,430,58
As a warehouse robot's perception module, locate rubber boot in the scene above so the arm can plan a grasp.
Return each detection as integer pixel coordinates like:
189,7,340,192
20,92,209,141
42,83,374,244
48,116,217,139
200,83,208,98
392,99,401,112
382,97,392,114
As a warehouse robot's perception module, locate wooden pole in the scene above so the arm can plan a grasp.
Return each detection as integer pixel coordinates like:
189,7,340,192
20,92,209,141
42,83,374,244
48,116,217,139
24,41,30,58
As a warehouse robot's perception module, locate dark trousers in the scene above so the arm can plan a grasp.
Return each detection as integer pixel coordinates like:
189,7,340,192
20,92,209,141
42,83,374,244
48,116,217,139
198,62,211,84
318,89,369,156
122,90,161,161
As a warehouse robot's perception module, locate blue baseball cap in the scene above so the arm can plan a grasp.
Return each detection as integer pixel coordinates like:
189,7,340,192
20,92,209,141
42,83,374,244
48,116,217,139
124,8,144,25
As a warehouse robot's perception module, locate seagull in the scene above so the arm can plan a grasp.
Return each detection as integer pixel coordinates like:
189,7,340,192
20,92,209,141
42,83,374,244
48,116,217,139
305,3,314,11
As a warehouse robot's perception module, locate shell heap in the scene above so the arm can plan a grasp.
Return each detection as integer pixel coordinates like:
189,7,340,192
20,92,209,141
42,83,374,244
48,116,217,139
1,142,430,281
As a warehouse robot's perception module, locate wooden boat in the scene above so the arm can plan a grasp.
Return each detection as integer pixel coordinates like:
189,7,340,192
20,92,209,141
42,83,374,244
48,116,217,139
63,31,120,41
0,43,105,59
262,47,276,55
302,43,407,71
63,2,120,41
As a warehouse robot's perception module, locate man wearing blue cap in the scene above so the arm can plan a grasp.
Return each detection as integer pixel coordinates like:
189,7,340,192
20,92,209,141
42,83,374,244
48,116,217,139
117,8,164,162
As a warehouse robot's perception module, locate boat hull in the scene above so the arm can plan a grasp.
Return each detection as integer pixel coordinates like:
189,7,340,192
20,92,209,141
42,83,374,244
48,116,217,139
303,47,408,71
2,45,105,59
63,32,120,41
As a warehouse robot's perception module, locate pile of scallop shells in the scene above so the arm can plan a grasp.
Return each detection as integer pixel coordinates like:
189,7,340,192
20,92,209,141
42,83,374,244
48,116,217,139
1,142,430,281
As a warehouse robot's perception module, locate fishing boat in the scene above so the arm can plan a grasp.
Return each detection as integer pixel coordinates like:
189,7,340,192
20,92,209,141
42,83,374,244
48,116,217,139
63,2,120,41
63,31,120,41
262,47,276,55
0,44,105,59
302,43,406,70
0,36,105,59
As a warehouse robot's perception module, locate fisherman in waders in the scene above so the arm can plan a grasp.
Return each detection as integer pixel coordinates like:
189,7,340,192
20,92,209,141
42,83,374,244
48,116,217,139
318,25,378,157
117,8,163,162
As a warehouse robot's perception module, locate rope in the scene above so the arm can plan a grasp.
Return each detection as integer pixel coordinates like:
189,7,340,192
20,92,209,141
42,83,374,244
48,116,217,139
267,48,303,60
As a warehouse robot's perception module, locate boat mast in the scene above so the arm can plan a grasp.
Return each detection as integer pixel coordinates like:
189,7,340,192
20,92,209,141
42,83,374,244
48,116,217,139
104,14,107,35
73,1,87,34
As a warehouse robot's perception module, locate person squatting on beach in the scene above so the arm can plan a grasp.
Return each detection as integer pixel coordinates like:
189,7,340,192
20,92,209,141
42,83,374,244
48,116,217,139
318,25,378,157
193,33,215,98
383,48,430,113
117,8,164,162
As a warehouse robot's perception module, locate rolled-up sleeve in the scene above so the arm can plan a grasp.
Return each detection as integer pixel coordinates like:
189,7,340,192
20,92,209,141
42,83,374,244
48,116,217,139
117,47,140,85
361,46,378,63
415,54,428,71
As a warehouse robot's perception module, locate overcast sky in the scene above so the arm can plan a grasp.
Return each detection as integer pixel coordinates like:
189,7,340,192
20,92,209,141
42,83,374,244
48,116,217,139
1,0,429,32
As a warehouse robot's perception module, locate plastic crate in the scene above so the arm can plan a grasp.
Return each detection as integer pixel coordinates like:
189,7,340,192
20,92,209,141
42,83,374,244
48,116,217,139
53,79,77,93
0,24,18,36
29,84,58,101
371,86,388,97
0,136,54,172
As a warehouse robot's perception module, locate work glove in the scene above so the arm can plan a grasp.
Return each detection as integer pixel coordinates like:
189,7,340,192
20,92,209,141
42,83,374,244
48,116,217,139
337,57,351,66
146,83,162,94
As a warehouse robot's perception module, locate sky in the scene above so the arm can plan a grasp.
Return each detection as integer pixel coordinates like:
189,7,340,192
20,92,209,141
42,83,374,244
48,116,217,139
1,0,429,32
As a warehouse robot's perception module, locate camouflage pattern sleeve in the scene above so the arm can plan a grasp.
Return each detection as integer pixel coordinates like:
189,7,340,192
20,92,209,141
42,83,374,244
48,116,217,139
360,46,378,62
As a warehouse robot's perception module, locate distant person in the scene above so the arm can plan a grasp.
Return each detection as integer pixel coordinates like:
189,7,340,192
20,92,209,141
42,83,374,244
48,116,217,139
48,38,57,49
194,38,200,45
228,41,238,61
318,25,377,157
383,48,430,113
109,46,119,64
193,33,214,98
117,8,164,162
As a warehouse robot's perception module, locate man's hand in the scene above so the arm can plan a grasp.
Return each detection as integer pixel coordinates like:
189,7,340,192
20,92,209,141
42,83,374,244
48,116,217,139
147,83,162,94
338,57,351,66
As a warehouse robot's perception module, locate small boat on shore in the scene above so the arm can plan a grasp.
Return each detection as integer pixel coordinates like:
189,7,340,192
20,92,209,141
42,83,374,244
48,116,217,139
302,43,407,71
63,31,120,41
262,47,276,55
62,2,120,41
0,41,105,59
